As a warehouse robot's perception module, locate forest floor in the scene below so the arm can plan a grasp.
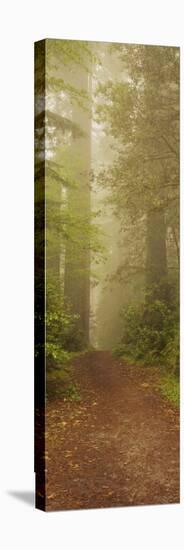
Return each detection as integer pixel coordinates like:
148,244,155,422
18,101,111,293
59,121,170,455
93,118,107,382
45,351,179,511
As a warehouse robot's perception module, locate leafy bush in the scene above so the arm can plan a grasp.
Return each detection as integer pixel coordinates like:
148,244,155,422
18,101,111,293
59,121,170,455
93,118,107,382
46,304,84,370
158,372,179,406
115,298,179,371
46,368,80,401
160,327,179,376
35,287,84,399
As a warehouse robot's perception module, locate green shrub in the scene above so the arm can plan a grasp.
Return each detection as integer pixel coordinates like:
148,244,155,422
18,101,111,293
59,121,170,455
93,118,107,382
158,372,179,406
160,327,179,375
115,298,179,370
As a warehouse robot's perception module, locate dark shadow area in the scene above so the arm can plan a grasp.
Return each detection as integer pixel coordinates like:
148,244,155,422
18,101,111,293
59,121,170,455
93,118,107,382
7,490,35,507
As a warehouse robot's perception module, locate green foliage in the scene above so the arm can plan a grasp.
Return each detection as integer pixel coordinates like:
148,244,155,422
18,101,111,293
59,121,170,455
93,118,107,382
47,367,80,401
96,43,179,292
158,372,179,406
45,344,71,368
160,326,179,375
45,293,84,400
46,297,84,370
65,383,81,401
115,297,179,372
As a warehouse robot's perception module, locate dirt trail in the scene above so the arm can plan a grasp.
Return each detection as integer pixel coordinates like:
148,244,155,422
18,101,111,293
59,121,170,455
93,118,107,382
46,351,179,511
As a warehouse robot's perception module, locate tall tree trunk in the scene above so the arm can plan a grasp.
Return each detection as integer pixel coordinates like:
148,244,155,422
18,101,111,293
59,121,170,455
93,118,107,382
145,207,169,303
64,65,91,347
46,92,63,309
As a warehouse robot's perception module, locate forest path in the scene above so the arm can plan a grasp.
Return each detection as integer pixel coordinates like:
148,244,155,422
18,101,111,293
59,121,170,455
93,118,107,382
46,351,179,511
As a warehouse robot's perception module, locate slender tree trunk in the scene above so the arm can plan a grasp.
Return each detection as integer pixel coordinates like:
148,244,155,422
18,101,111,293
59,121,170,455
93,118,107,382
64,65,91,347
171,224,180,268
145,207,169,303
46,94,62,307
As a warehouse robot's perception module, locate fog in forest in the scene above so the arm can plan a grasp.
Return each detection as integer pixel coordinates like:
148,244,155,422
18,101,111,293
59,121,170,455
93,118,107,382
35,38,179,372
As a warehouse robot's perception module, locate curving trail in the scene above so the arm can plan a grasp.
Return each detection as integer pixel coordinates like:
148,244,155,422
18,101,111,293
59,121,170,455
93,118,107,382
46,351,179,511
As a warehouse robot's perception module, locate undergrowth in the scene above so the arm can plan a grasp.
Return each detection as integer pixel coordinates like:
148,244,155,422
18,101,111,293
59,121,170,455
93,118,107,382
157,371,179,407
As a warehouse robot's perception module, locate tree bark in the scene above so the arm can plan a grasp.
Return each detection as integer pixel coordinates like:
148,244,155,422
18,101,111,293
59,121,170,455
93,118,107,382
145,207,169,303
64,64,91,347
